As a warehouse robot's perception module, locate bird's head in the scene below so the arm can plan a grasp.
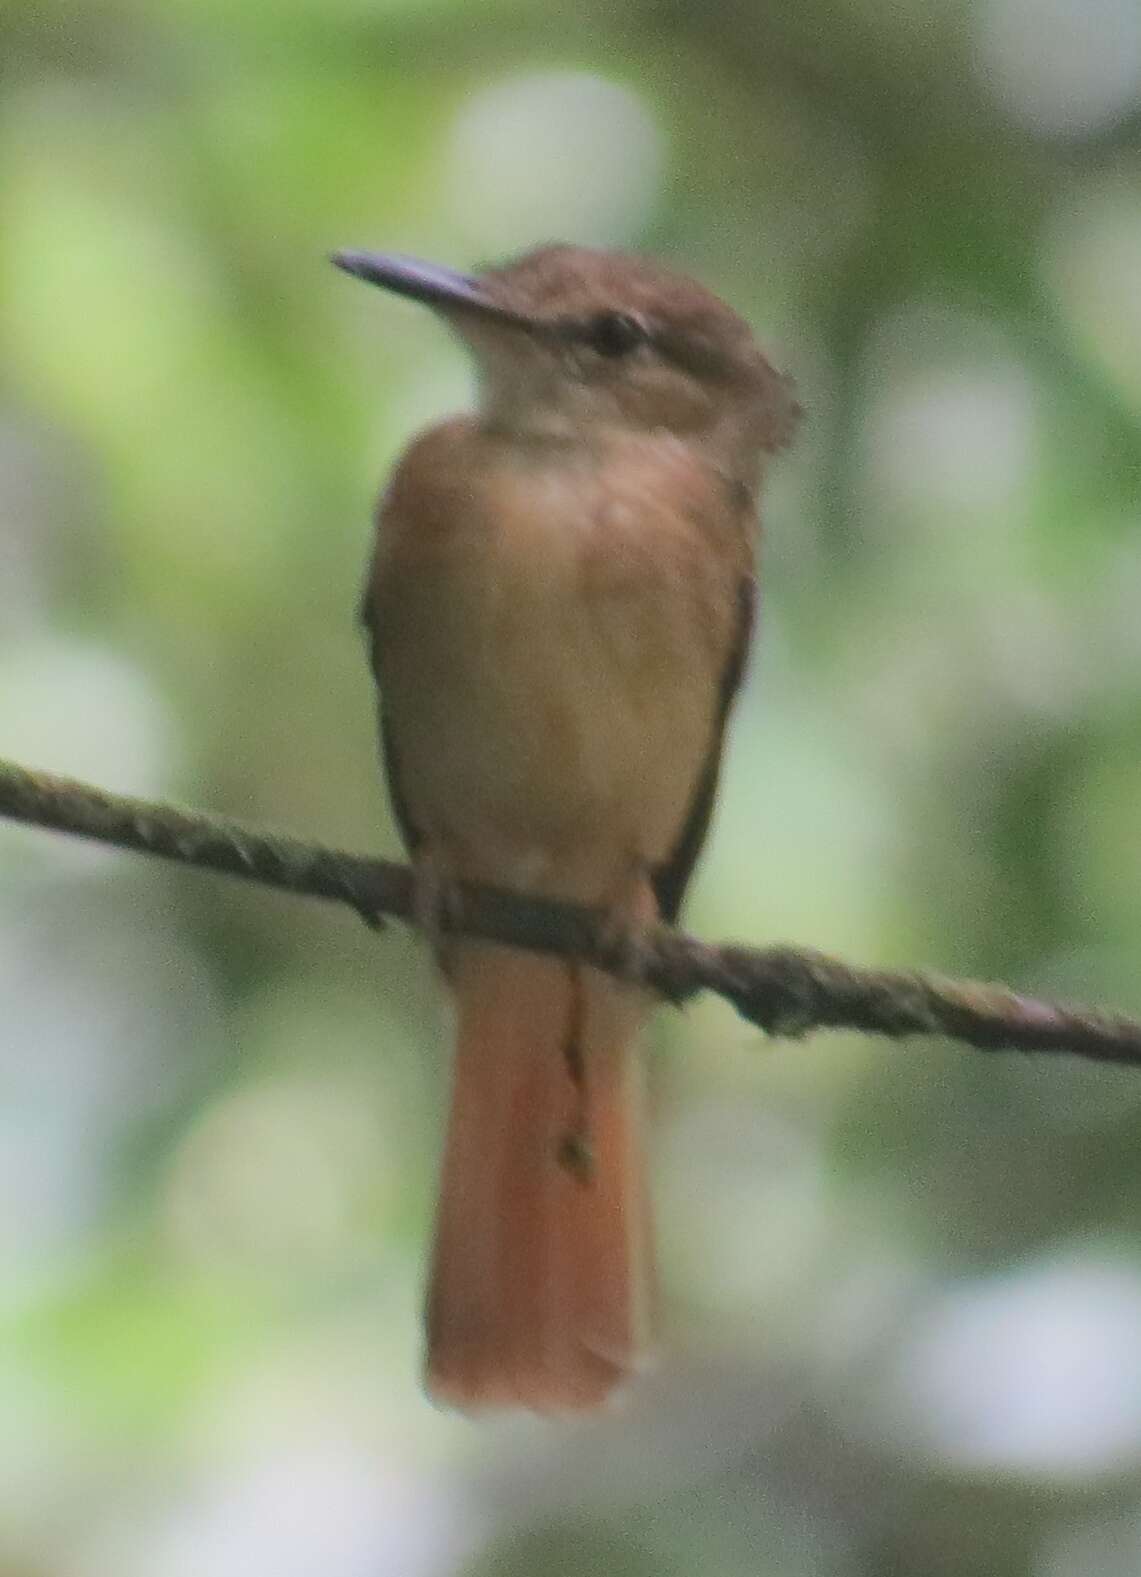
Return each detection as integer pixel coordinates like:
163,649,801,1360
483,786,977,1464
333,243,800,486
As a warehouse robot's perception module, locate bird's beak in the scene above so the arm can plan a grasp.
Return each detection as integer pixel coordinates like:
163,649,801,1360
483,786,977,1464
331,250,530,330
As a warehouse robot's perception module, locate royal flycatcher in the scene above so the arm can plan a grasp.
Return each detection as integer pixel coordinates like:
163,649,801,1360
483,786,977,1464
334,243,798,1412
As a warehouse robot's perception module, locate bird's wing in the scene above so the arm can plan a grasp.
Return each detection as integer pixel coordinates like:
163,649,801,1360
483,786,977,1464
650,573,755,924
360,579,424,856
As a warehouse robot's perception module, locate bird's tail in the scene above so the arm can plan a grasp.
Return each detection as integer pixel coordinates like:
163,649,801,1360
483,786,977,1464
425,935,653,1412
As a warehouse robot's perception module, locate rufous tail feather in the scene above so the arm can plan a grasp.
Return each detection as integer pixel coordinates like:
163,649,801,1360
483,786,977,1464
425,939,653,1412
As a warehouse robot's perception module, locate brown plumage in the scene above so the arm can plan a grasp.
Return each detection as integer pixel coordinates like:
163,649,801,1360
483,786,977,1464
339,242,798,1411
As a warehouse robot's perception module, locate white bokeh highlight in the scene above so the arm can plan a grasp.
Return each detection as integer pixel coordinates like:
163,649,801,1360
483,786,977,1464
164,1074,393,1284
0,637,177,799
858,302,1040,535
67,1446,478,1577
0,895,220,1301
444,72,665,252
975,0,1141,137
885,1256,1141,1477
867,362,1038,525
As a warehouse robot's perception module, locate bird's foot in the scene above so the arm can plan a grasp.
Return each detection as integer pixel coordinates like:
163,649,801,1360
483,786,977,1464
593,862,657,983
412,850,464,964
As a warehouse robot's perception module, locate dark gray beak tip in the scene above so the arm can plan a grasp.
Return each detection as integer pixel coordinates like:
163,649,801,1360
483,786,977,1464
330,249,376,281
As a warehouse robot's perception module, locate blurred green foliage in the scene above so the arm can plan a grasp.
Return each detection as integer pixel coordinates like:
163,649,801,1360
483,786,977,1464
1,0,1141,1573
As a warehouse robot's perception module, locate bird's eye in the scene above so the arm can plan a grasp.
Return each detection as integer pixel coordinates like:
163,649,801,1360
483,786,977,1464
586,311,647,358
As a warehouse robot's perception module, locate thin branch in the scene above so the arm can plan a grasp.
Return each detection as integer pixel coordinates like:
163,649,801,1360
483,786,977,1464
3,756,1140,1066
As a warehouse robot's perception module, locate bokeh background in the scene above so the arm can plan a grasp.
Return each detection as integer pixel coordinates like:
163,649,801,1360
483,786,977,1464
2,0,1141,1572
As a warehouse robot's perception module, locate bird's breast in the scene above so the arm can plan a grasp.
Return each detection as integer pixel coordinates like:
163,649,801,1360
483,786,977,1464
369,422,749,897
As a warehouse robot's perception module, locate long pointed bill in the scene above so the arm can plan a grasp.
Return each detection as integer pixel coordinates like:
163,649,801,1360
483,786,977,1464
331,250,531,330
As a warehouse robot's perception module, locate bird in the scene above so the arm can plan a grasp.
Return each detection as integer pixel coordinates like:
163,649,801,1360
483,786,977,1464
333,242,799,1412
